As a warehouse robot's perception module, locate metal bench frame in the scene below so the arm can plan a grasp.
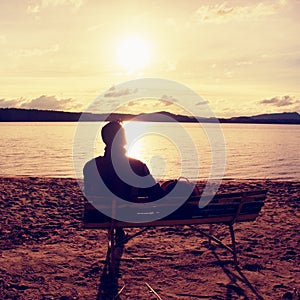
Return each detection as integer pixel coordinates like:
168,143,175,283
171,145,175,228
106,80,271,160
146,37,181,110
83,190,267,270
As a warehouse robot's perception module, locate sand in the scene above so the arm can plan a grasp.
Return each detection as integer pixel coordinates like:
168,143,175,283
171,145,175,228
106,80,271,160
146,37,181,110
0,177,299,300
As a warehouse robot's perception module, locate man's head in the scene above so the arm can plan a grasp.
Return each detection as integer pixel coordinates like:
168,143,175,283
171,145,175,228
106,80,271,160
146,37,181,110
101,121,126,147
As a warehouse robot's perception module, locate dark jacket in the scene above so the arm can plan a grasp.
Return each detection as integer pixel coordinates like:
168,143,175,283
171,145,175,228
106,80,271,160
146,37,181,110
83,149,164,202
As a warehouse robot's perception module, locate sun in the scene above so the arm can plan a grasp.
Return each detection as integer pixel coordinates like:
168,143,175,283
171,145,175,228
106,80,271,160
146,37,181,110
116,36,151,71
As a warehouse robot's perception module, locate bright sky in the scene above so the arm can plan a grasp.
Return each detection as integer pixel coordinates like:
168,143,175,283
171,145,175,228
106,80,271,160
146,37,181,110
0,0,299,117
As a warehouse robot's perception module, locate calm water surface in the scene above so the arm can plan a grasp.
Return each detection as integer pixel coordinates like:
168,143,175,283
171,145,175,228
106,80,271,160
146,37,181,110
1,122,299,180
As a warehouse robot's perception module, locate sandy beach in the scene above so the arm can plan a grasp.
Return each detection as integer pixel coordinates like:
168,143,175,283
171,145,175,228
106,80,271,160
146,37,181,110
0,177,299,299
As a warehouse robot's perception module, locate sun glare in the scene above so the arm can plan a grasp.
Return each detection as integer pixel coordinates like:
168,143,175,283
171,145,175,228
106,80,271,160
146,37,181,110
116,36,151,71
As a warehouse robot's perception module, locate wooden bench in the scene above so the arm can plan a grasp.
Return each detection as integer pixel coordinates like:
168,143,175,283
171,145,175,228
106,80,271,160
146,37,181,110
83,188,267,268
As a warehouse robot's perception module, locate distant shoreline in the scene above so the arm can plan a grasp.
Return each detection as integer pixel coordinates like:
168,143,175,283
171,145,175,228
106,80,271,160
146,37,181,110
1,175,299,182
0,108,300,124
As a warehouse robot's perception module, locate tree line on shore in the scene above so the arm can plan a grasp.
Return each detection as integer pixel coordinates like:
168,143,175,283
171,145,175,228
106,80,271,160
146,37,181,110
0,108,300,124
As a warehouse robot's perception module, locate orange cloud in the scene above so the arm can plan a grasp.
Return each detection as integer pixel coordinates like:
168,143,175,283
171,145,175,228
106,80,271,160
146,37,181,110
10,45,59,57
259,95,299,107
195,1,285,23
104,87,138,98
27,0,83,14
19,95,80,110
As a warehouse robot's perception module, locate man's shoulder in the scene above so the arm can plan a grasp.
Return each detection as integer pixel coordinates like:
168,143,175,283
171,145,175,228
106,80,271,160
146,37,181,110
84,156,104,170
128,156,146,166
128,157,149,175
127,156,141,163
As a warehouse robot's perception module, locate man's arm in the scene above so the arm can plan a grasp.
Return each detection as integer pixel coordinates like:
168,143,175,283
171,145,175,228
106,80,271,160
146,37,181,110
138,163,165,201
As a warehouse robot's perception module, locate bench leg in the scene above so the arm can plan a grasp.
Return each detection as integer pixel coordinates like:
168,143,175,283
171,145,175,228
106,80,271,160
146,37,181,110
122,227,149,244
208,224,213,247
107,228,116,272
188,225,239,266
229,224,238,266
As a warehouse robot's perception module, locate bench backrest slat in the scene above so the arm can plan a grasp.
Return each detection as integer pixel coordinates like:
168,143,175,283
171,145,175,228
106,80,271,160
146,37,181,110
83,189,267,228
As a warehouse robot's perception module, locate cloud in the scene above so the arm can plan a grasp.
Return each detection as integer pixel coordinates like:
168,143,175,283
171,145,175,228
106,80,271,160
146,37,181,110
10,44,59,57
160,95,178,105
42,0,83,8
27,0,83,14
166,62,177,72
86,24,103,33
20,95,80,110
103,87,138,98
86,98,122,114
196,100,209,106
0,98,25,108
236,60,253,66
194,1,285,23
159,99,174,106
116,98,178,114
259,95,300,107
27,4,40,14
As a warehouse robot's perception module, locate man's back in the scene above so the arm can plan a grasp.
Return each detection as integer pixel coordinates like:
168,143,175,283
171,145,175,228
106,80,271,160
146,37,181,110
84,154,163,202
83,121,164,203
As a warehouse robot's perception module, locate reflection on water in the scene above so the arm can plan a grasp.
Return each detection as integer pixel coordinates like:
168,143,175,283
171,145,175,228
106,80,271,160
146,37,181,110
126,132,182,180
1,122,75,177
1,122,299,180
123,122,204,181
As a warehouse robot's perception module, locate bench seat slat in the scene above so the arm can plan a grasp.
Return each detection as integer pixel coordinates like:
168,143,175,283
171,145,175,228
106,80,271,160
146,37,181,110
83,202,264,225
83,212,261,229
83,190,267,228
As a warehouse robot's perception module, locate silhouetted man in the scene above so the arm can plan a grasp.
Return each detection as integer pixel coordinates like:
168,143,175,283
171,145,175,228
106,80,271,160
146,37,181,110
83,121,164,240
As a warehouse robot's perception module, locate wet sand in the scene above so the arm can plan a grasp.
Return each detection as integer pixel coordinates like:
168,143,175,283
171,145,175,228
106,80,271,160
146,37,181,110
0,177,299,299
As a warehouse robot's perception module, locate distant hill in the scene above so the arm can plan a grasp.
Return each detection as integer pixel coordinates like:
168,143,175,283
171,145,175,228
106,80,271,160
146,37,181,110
222,112,300,124
0,108,81,122
0,108,135,122
0,108,299,124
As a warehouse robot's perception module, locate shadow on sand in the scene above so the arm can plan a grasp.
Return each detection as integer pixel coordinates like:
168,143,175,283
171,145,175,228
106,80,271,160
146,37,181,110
95,238,264,299
96,243,125,300
211,250,264,300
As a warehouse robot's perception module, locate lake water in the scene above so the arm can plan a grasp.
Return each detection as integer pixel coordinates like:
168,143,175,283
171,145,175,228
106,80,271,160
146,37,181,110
1,122,299,181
